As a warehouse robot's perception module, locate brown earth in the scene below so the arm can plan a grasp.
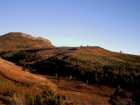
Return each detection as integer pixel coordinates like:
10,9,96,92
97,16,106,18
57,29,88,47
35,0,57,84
49,76,112,105
0,32,53,52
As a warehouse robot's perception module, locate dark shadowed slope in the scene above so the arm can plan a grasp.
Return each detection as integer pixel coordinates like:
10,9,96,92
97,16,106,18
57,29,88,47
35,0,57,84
0,32,53,52
2,46,140,88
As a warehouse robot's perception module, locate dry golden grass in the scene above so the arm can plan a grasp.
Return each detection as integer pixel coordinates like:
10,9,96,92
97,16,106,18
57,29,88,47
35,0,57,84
51,78,112,105
0,32,53,52
0,58,57,94
0,58,74,105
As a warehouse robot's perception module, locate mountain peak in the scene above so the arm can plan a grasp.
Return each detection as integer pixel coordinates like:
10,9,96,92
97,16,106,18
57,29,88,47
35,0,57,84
0,32,53,51
6,32,27,35
4,32,34,38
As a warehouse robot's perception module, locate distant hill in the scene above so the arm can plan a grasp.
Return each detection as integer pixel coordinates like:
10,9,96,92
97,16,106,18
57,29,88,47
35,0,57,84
0,32,53,52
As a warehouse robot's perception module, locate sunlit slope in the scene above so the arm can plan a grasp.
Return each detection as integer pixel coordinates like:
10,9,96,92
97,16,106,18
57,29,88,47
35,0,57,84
0,32,53,52
0,58,60,105
0,58,57,91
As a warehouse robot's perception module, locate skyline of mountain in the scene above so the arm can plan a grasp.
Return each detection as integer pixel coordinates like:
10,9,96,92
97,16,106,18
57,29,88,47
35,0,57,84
0,0,139,55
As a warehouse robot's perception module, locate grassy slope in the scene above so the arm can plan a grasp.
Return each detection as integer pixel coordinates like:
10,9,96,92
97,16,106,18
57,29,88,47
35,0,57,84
1,47,140,87
0,47,140,104
0,58,71,105
0,32,139,104
0,32,53,52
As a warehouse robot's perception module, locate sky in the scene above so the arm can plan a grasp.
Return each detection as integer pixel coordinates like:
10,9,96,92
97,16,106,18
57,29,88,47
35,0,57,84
0,0,139,54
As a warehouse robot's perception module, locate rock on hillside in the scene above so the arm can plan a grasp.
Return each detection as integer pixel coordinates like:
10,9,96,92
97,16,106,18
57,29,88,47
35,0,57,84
0,32,53,52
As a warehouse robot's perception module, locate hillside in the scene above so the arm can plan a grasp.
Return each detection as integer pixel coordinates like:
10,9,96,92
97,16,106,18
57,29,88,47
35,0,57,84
0,32,140,104
0,58,72,105
0,58,56,90
1,47,139,104
1,47,140,87
0,32,53,52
